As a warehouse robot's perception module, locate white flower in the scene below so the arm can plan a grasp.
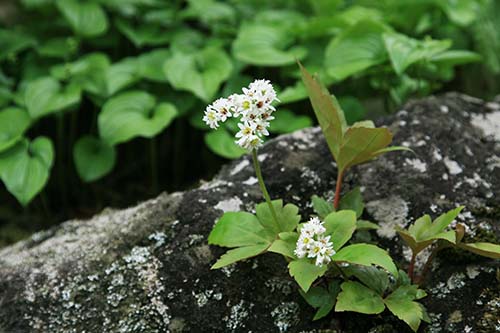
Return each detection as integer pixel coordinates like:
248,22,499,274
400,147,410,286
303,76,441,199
202,108,220,129
211,98,232,122
294,217,335,267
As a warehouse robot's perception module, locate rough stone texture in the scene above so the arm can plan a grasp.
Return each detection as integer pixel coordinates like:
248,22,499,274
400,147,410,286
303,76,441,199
1,93,499,333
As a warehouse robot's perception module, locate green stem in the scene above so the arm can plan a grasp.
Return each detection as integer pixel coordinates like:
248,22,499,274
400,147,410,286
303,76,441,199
252,149,278,226
333,170,344,210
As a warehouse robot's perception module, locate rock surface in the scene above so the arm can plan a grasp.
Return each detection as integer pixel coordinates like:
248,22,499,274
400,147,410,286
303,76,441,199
1,93,499,333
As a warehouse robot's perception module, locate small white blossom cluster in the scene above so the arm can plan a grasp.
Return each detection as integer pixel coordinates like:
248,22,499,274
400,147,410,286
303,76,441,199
294,217,335,267
203,79,279,150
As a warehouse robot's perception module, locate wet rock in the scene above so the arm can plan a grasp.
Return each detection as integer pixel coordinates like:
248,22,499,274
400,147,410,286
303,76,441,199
0,93,499,332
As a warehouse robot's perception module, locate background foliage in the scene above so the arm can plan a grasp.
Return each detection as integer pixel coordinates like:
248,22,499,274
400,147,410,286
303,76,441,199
0,0,499,245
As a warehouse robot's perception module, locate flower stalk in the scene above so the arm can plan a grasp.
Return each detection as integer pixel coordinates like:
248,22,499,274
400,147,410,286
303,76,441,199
252,149,279,226
333,170,344,210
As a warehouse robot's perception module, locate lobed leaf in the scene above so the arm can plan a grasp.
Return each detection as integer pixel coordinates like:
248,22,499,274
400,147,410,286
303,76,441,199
256,200,301,234
73,135,116,183
335,281,385,314
288,259,328,292
332,243,398,277
384,285,429,332
324,210,357,251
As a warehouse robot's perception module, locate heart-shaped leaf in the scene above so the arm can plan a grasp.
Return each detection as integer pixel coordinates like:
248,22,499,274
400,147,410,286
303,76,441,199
335,281,385,314
164,47,232,102
115,18,170,47
332,243,398,277
204,129,247,159
56,0,109,37
98,90,177,145
0,137,54,206
0,107,31,152
233,24,307,66
324,210,357,251
0,29,36,60
73,135,116,182
138,49,170,82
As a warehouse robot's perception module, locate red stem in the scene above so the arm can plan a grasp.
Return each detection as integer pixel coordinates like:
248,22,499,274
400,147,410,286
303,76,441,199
408,252,416,283
333,171,344,210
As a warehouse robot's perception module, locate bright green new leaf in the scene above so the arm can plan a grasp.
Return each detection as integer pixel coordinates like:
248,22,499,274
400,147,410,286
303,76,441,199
339,187,364,218
324,210,357,251
332,243,398,277
288,258,328,292
311,195,334,219
268,109,313,134
73,135,116,182
138,49,170,82
384,285,429,332
268,234,298,259
0,107,31,152
356,220,379,230
256,200,300,234
0,137,54,206
56,0,109,37
164,47,232,102
211,243,269,269
98,91,177,145
204,129,247,160
325,20,390,81
233,24,307,66
299,63,345,161
459,242,500,259
344,265,388,296
335,281,385,314
22,77,80,119
208,211,272,248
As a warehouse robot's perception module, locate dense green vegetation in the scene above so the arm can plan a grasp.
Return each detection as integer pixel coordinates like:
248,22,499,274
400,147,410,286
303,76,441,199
0,0,499,244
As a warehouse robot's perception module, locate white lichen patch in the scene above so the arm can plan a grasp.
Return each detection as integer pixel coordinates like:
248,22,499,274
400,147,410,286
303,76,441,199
366,196,409,239
192,289,222,307
214,197,243,213
300,167,321,187
242,177,258,185
471,110,500,141
404,158,427,173
432,148,443,161
221,264,236,278
230,159,250,176
148,231,167,248
447,272,466,291
265,278,293,295
444,157,463,175
466,265,481,279
271,302,300,333
224,300,252,332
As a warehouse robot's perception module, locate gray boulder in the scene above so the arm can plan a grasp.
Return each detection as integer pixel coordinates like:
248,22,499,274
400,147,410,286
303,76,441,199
0,93,499,333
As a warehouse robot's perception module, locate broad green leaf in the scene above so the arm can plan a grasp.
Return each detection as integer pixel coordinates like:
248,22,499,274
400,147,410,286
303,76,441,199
430,50,482,67
339,187,364,218
98,91,177,145
268,109,313,134
106,58,139,96
384,285,428,332
311,195,333,219
383,32,451,75
268,236,298,259
344,265,388,295
73,135,116,182
356,220,379,230
288,258,328,292
0,29,36,60
204,130,246,159
0,108,31,152
0,137,54,206
299,63,345,160
138,49,170,82
459,242,500,259
332,243,398,277
325,20,390,81
335,281,385,314
115,18,170,47
164,47,232,102
438,0,480,27
56,0,109,37
338,96,367,125
300,280,340,320
233,24,307,66
22,77,80,119
336,127,392,172
208,212,272,248
211,243,269,269
324,210,357,251
37,37,79,59
256,200,301,234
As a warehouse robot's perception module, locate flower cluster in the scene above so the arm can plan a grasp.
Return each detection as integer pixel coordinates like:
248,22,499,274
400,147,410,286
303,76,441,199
294,217,335,267
203,79,279,150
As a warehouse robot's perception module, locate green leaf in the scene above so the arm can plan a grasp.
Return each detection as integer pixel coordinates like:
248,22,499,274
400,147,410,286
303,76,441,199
430,50,482,67
356,220,379,230
256,200,301,234
332,243,398,277
0,137,54,206
300,281,340,320
208,212,272,248
438,0,480,27
73,135,116,182
211,243,269,269
335,281,385,314
324,210,357,251
288,258,328,292
37,37,79,59
325,20,390,81
427,206,463,237
164,47,232,102
233,24,307,66
98,91,177,145
344,265,388,295
459,242,500,259
338,96,367,125
106,58,139,96
339,187,364,218
204,129,246,159
311,195,334,219
299,63,345,161
268,234,298,259
384,285,428,332
115,18,170,47
268,109,313,134
138,49,170,82
56,0,109,37
336,127,392,173
0,29,36,61
22,77,80,119
0,107,31,152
